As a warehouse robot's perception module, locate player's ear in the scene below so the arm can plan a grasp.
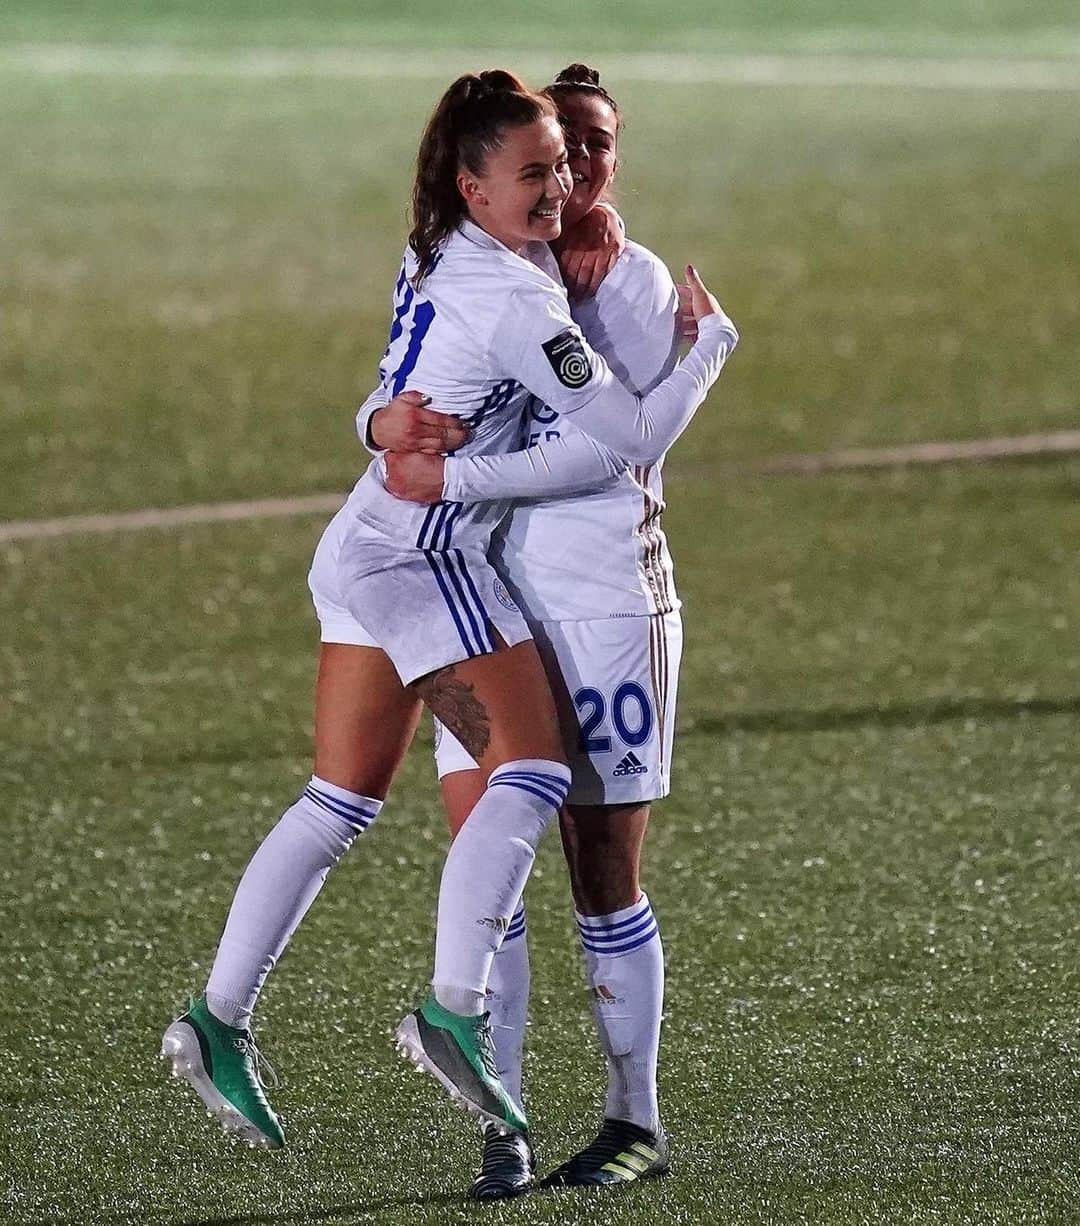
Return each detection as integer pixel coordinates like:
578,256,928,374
457,171,487,207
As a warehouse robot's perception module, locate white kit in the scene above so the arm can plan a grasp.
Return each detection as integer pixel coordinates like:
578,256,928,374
316,221,737,686
424,240,704,803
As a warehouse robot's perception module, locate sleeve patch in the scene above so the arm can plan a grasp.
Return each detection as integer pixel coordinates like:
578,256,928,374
541,329,593,389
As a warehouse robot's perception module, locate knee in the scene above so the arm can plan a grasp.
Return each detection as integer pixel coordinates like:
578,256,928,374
562,832,639,917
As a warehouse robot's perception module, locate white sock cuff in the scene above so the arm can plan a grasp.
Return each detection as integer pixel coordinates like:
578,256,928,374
488,759,571,810
576,893,658,957
503,904,527,944
303,775,383,834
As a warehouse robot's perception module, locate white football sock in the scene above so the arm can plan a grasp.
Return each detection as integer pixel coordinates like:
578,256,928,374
432,759,569,1016
205,776,382,1029
486,904,529,1110
576,893,664,1133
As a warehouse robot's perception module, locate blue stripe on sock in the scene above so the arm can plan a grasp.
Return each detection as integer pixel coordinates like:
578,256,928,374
580,922,659,956
492,779,563,809
490,775,566,808
492,771,570,806
306,783,379,820
490,778,564,809
305,783,378,823
578,911,656,946
303,797,373,833
494,770,571,790
303,787,375,831
577,897,652,935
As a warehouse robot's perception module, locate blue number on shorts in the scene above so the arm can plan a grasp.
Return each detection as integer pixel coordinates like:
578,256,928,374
574,682,654,754
611,682,653,747
574,687,611,754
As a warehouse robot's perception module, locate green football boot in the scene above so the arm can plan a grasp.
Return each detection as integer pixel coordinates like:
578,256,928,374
538,1118,669,1188
160,996,285,1149
395,995,528,1134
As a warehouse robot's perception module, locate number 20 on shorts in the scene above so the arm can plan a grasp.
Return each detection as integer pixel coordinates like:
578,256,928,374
573,682,654,754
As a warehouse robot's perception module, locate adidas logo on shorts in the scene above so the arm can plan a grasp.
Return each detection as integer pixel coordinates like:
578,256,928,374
613,751,648,777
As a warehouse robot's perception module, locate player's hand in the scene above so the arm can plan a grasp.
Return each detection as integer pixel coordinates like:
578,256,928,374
557,203,625,300
384,451,446,503
370,390,468,454
683,264,723,322
676,283,698,344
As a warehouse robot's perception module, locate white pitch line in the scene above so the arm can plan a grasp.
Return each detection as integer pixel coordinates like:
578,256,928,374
751,430,1080,474
3,431,1080,544
2,43,1080,92
0,493,345,544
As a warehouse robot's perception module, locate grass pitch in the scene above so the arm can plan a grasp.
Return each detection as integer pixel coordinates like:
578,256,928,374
2,4,1079,1223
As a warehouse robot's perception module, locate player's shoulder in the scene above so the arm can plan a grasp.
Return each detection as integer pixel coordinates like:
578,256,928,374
602,239,677,303
437,224,560,292
427,226,563,335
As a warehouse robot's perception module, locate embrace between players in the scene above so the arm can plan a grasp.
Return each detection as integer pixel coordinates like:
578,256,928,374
161,62,738,1200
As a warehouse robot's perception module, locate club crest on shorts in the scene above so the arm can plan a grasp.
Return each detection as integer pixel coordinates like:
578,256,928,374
493,577,517,611
541,329,592,389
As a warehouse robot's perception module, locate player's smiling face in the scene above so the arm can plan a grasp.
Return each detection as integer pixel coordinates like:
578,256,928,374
458,115,573,252
557,92,619,230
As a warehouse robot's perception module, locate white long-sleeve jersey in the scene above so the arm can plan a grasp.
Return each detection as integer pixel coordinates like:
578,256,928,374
444,240,689,620
345,220,737,553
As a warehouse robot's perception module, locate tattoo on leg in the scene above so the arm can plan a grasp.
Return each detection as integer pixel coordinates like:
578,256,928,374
415,666,491,760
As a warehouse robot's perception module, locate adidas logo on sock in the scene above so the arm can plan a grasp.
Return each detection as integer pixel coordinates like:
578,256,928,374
613,751,648,777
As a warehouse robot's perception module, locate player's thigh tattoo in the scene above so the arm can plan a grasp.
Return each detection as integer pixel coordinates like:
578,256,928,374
414,665,491,761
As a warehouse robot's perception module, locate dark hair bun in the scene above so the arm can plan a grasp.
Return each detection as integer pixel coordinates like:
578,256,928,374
453,69,528,103
479,69,526,93
555,63,601,88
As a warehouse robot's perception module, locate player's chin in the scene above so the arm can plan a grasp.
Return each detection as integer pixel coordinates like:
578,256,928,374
527,208,563,239
568,183,594,215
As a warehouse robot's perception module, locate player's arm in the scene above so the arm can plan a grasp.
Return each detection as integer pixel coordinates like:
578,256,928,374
556,202,625,300
500,265,737,467
356,385,468,455
355,384,390,453
441,429,625,503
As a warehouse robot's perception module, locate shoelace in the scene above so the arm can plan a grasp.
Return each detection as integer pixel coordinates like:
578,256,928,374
473,1015,499,1080
236,1034,280,1091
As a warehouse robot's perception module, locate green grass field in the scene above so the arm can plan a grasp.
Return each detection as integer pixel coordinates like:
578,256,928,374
2,4,1079,1223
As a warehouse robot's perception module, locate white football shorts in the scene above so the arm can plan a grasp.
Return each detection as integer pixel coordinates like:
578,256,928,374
434,611,682,805
309,506,532,685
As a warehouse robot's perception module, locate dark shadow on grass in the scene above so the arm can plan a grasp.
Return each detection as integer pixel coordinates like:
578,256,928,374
48,1191,467,1226
175,1193,467,1224
686,695,1080,738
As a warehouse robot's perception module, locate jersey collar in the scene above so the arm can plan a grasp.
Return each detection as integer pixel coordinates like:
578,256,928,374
458,217,513,253
457,218,561,281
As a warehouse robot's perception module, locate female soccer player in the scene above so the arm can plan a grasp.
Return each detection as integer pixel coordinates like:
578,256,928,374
162,69,736,1163
372,63,702,1196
